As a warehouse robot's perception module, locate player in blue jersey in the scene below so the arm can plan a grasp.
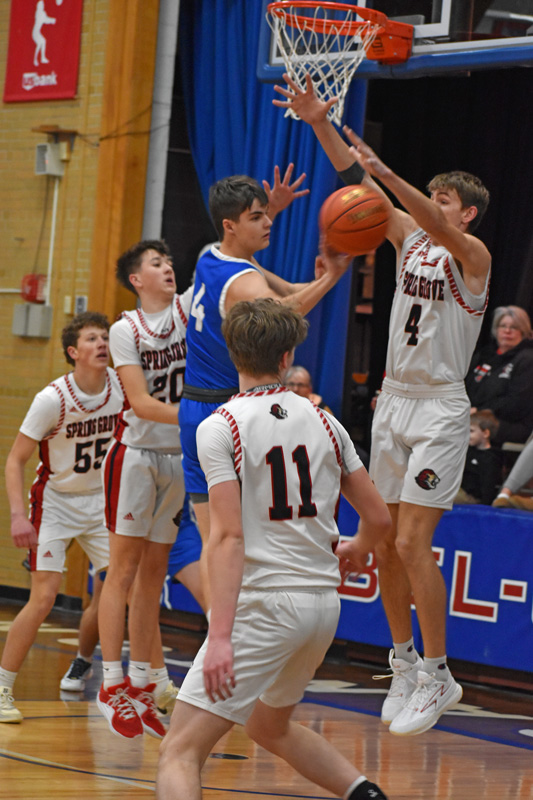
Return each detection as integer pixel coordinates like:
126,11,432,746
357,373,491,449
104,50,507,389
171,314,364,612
179,174,352,602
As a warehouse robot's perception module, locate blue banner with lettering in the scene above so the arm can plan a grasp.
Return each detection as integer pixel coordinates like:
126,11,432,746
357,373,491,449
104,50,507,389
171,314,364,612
165,501,533,674
336,501,533,673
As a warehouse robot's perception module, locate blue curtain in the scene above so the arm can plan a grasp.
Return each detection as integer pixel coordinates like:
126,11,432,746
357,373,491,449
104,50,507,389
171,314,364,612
178,0,367,418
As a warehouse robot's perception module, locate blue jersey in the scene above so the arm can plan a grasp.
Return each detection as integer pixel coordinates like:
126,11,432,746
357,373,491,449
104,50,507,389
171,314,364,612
184,245,260,390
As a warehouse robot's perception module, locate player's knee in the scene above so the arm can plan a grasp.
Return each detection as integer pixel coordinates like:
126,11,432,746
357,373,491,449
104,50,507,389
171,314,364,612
245,715,288,752
374,533,398,566
394,535,420,567
29,584,58,616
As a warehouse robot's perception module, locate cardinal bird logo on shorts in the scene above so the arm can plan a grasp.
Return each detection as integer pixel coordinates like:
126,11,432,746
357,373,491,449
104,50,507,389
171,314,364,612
270,403,288,420
415,468,441,490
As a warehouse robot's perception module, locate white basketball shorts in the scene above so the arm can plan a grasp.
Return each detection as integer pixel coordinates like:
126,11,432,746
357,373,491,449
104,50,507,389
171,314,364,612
177,588,340,725
30,484,109,573
103,440,185,543
370,387,470,510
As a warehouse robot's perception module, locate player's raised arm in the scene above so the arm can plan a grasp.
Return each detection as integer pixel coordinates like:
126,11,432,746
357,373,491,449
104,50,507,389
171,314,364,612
225,241,352,316
273,73,410,250
344,126,491,286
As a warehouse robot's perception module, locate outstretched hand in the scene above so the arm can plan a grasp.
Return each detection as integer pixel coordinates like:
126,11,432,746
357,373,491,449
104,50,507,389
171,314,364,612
343,125,391,180
263,163,309,220
273,73,337,125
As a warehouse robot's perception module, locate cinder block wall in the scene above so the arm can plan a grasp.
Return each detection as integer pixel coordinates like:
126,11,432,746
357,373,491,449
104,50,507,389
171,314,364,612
0,2,110,592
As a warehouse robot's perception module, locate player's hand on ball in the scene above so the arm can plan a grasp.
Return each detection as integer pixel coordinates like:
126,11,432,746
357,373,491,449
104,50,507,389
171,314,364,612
318,236,352,277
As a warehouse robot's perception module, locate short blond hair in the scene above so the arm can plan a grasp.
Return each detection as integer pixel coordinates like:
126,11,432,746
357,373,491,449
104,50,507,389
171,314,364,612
222,299,308,377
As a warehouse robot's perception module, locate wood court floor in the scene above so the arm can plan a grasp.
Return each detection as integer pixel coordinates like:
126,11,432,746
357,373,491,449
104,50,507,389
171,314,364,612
1,600,532,800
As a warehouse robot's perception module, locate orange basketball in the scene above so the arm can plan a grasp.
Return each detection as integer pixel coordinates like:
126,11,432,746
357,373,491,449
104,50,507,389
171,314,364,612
319,184,389,256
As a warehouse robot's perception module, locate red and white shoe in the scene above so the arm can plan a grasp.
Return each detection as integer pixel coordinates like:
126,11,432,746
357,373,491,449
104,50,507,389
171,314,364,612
389,671,463,736
127,681,167,739
97,679,143,739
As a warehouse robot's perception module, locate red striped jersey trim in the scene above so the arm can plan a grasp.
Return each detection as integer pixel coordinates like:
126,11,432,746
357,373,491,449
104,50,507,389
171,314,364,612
400,232,429,283
122,313,141,350
28,457,51,571
104,439,127,533
45,382,66,439
443,257,489,317
230,385,289,401
64,370,113,414
214,407,242,474
113,412,129,442
313,405,343,468
136,307,175,339
175,294,188,328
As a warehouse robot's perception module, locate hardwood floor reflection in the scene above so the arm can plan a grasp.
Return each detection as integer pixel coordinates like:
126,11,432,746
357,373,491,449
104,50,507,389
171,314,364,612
1,601,532,799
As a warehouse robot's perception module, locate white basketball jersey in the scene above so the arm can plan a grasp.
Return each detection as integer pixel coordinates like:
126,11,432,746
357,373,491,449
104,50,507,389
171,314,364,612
386,229,489,387
197,386,363,591
110,291,191,452
20,367,124,494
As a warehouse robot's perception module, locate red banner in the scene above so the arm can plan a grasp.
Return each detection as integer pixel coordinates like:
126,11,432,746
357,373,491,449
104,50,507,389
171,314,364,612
4,0,83,102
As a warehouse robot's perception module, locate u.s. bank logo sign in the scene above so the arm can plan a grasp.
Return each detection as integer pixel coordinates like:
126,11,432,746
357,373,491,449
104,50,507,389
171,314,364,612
4,0,83,102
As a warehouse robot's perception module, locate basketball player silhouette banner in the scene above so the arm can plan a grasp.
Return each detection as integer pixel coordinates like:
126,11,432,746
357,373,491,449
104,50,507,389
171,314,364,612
4,0,83,102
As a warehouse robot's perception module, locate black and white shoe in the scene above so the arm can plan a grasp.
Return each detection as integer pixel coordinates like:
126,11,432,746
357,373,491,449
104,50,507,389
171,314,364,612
60,657,93,691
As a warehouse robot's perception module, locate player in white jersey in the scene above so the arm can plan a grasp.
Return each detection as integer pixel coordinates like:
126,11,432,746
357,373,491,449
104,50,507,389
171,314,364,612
272,74,491,735
157,298,391,800
0,312,123,723
96,239,196,740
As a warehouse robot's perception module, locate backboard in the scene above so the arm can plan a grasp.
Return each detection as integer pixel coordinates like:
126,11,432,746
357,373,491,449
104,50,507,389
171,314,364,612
257,0,533,80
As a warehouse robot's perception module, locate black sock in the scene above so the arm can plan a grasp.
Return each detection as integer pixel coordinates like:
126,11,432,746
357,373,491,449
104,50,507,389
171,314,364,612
348,779,389,800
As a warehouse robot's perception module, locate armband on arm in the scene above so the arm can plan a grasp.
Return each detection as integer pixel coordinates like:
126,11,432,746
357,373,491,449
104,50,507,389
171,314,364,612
337,161,365,186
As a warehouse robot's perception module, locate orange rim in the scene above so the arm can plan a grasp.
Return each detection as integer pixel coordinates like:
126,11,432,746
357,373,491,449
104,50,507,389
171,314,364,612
267,1,387,36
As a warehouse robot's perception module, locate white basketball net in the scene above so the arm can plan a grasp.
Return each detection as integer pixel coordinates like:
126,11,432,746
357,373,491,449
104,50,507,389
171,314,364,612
267,4,380,127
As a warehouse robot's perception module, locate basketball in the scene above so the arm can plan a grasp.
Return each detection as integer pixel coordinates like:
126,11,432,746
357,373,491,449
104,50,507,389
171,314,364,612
319,185,389,256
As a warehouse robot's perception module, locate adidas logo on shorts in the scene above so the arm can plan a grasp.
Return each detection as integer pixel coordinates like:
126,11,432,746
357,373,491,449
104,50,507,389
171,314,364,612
123,512,134,520
43,550,53,558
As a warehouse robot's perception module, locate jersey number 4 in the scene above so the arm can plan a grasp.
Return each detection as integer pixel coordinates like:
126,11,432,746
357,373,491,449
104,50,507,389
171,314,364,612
405,303,422,346
191,283,206,332
266,445,317,521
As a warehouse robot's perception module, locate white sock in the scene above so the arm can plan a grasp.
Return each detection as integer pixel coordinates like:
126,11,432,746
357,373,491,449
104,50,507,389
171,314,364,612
128,661,151,688
423,656,450,682
102,661,124,690
150,666,169,695
0,667,17,691
393,637,418,664
344,775,367,799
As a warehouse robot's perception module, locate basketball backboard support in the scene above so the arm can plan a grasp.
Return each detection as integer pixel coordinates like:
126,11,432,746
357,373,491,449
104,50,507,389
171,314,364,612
257,0,533,80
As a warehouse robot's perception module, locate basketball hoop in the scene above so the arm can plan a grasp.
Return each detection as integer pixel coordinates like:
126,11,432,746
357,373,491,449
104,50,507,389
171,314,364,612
267,1,413,126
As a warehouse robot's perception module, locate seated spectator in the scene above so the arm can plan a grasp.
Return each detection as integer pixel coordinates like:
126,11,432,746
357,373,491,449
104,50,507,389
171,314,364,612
284,365,332,412
455,411,501,505
465,306,533,445
285,365,370,468
492,432,533,511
